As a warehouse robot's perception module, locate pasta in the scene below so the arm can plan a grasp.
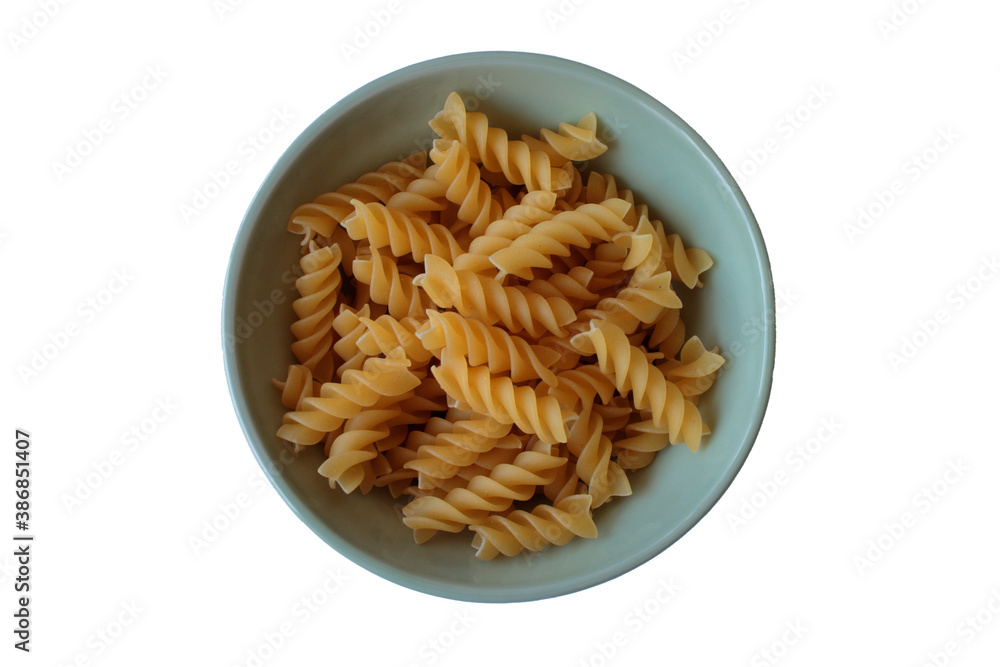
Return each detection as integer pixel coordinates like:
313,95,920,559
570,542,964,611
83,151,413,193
289,245,342,383
272,92,721,559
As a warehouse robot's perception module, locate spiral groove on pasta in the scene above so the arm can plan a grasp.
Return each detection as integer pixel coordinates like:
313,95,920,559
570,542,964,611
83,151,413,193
573,268,682,335
404,416,519,491
564,406,631,508
429,92,570,193
353,247,434,320
662,232,714,289
572,320,706,449
271,91,722,559
489,199,634,280
428,139,503,236
527,265,600,307
546,364,617,411
319,408,402,494
431,351,568,445
452,191,558,273
402,445,568,540
469,494,598,560
342,199,464,263
522,112,609,165
272,364,319,420
417,310,561,386
288,245,342,383
278,350,421,447
355,314,432,365
384,164,449,216
287,154,425,244
413,255,576,338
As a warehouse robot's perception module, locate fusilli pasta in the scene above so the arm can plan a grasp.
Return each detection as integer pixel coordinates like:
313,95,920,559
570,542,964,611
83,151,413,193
271,91,722,559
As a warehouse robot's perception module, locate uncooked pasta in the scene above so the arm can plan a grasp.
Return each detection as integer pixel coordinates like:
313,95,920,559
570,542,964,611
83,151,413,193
273,91,724,559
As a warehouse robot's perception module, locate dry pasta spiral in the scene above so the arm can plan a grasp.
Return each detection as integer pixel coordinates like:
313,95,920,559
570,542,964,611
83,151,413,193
429,91,570,193
319,408,402,494
355,314,432,365
353,247,434,320
431,351,568,445
428,139,502,236
342,199,464,263
521,112,609,165
489,199,633,280
413,255,576,338
469,494,598,560
278,350,421,447
417,310,561,386
404,416,519,491
564,406,631,508
289,245,342,382
571,320,705,449
402,445,568,540
287,154,425,244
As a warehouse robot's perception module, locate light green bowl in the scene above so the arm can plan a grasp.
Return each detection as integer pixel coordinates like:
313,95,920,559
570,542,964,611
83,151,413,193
222,51,774,602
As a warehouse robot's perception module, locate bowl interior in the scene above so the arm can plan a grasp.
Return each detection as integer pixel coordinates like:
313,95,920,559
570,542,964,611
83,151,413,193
223,52,774,602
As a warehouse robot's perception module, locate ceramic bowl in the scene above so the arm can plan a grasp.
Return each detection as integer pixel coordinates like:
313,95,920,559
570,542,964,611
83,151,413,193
222,51,775,602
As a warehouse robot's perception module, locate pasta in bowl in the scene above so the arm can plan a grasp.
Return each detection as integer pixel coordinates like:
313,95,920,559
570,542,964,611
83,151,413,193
223,52,774,602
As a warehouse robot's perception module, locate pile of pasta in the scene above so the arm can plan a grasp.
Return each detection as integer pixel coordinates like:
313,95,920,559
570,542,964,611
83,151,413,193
273,92,725,560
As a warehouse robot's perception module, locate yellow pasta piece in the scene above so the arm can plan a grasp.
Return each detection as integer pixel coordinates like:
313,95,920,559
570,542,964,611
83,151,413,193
289,245,342,383
489,199,633,280
571,320,705,449
353,247,435,320
413,255,576,338
287,153,425,244
431,350,568,445
469,494,598,560
417,310,561,386
429,91,570,192
342,199,464,263
402,443,568,541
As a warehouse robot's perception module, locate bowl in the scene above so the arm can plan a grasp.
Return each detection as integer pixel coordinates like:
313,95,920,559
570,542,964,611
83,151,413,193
222,51,775,602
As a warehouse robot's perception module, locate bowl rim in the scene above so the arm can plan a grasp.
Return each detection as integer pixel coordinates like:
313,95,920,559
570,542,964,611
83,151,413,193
222,50,775,603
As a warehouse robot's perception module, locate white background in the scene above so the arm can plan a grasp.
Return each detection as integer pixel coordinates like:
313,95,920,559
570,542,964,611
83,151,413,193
3,0,999,665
